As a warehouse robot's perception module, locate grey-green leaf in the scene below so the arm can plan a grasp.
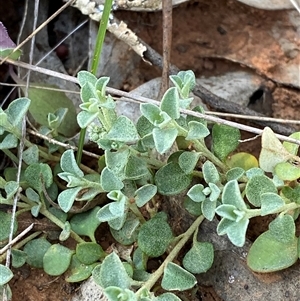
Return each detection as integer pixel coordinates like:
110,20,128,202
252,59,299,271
92,252,132,289
247,231,298,272
222,180,247,210
0,265,13,286
43,244,74,276
161,263,197,291
212,124,240,161
24,238,51,268
268,214,296,243
186,121,210,140
27,84,79,137
0,211,18,241
7,97,31,127
203,161,220,184
260,193,285,216
106,116,139,142
245,175,277,207
135,184,157,207
138,212,173,257
58,187,82,213
60,150,84,177
100,167,124,191
183,241,214,274
70,207,101,242
160,87,180,120
155,162,192,195
178,151,201,174
153,127,178,154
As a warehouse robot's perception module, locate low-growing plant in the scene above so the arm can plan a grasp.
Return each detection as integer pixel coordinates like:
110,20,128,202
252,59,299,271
1,67,300,300
1,7,300,301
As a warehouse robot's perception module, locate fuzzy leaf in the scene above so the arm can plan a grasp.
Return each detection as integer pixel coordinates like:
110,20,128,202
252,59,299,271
66,255,97,283
226,167,245,181
136,115,155,138
217,218,249,247
268,214,296,243
153,127,178,154
203,161,220,184
162,263,197,291
125,155,149,180
11,249,27,268
0,265,13,286
58,187,82,213
104,287,137,301
216,204,240,221
183,241,214,274
156,293,182,301
133,247,148,271
260,193,285,216
7,97,31,127
59,221,71,241
245,175,277,207
275,162,300,181
212,124,240,161
178,151,201,174
201,199,216,221
100,167,124,191
155,162,192,195
222,180,247,210
138,212,173,257
183,197,202,216
106,116,139,142
70,207,101,242
283,132,300,155
43,244,74,276
92,252,132,289
135,184,157,207
26,84,79,137
247,231,298,272
23,145,39,164
25,163,53,193
24,238,51,268
60,150,84,177
105,149,129,178
0,133,18,149
140,103,165,126
187,184,206,202
110,213,140,245
186,121,210,140
97,197,127,224
160,87,180,119
77,110,98,128
0,211,17,241
77,71,97,87
76,242,105,265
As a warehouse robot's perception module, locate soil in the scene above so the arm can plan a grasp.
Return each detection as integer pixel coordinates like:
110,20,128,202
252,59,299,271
0,0,299,301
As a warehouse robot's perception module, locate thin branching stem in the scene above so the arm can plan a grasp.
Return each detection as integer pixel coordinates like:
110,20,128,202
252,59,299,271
136,215,205,297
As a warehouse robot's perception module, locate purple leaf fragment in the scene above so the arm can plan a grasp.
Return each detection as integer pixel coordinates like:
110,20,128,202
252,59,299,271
0,22,16,49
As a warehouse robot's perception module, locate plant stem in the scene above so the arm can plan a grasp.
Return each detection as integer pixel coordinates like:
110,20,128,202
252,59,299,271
40,207,85,243
1,149,20,165
246,202,300,219
193,140,227,170
135,214,205,297
76,0,113,165
129,203,147,224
